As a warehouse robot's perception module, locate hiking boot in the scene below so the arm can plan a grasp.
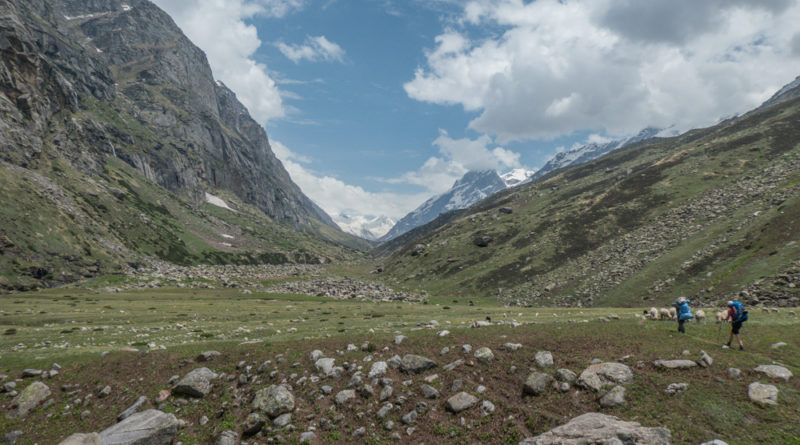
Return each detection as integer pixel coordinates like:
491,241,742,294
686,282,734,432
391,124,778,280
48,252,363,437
739,346,744,351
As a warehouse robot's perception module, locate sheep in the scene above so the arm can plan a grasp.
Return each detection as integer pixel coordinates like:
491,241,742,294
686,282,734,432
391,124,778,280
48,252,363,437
668,307,677,320
659,308,672,320
716,310,726,323
471,320,492,328
644,307,658,320
695,309,705,322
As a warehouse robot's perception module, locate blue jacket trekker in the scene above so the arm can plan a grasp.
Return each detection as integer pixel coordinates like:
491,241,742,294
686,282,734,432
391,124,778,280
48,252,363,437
674,297,693,333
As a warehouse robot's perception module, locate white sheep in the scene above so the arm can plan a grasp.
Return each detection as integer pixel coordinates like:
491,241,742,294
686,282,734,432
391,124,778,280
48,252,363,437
645,307,658,320
695,309,705,322
668,307,677,320
659,308,671,320
716,310,726,323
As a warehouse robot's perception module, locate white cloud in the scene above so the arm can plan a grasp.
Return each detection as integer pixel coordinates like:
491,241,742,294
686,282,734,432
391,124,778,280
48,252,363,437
272,141,429,219
386,131,523,194
152,0,302,124
405,0,800,142
277,36,346,63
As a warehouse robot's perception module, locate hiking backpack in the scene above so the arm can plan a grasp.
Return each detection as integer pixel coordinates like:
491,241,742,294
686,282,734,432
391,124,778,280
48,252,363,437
732,301,748,322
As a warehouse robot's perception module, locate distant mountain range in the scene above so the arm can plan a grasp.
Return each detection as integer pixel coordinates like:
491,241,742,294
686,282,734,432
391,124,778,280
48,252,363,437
334,213,395,241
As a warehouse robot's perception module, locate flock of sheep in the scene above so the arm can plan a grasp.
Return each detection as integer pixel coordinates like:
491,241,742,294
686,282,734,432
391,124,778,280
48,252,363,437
643,306,711,322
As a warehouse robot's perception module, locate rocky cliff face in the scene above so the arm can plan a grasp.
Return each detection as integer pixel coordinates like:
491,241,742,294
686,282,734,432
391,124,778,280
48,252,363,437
1,0,335,230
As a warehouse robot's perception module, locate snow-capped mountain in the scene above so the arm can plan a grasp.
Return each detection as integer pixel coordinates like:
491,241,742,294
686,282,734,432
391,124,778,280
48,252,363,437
380,170,507,242
529,127,661,182
333,213,396,241
501,168,537,187
760,75,800,109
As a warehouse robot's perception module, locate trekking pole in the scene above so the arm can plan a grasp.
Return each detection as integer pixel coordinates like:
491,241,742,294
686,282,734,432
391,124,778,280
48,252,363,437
717,321,722,344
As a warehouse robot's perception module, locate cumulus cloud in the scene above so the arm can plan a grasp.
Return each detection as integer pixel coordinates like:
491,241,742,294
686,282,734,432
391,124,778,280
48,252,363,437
276,35,346,63
406,0,800,142
272,141,429,219
152,0,302,124
386,131,522,194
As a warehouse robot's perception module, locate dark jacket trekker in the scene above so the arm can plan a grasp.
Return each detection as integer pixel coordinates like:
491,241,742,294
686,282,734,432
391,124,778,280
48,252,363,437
674,297,693,334
724,300,748,350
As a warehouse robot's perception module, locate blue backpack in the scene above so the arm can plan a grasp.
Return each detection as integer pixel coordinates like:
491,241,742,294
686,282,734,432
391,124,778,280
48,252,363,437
731,302,748,322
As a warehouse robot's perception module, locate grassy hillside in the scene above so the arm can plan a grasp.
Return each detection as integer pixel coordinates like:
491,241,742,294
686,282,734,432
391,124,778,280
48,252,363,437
377,96,800,307
0,155,367,292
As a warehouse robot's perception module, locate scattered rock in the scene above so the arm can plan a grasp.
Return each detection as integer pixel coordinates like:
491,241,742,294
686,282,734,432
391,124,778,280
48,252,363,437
555,369,576,383
523,372,552,396
400,354,437,374
598,385,626,408
535,351,554,368
252,385,295,418
728,368,741,378
473,236,493,247
196,351,220,362
273,413,292,427
401,410,418,424
654,359,698,370
665,383,689,395
420,384,439,399
395,335,407,345
697,351,713,368
481,400,495,416
445,392,478,413
577,363,633,392
753,365,792,382
299,431,316,443
315,358,341,378
309,350,325,362
770,342,787,350
335,389,356,406
462,344,472,354
118,395,148,421
243,413,265,436
474,347,494,363
520,412,671,444
215,430,237,445
7,381,50,419
21,369,43,378
504,343,523,351
748,382,779,406
98,409,178,445
173,368,218,398
369,361,388,378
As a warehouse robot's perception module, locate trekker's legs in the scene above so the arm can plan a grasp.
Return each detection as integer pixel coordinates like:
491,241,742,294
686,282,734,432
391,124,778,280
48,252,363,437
678,319,685,333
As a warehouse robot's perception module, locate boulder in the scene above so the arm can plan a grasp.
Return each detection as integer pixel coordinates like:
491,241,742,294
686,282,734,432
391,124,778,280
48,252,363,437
215,431,237,445
243,413,265,436
753,365,792,382
252,385,295,418
400,354,437,374
7,381,50,419
335,389,356,406
653,359,698,370
474,347,494,363
748,382,778,406
196,351,221,362
369,361,388,378
173,367,217,398
315,358,339,378
523,372,552,396
520,413,670,444
118,395,148,421
58,433,102,445
555,369,577,383
420,384,439,399
577,363,633,392
697,351,713,368
445,392,478,413
99,409,178,445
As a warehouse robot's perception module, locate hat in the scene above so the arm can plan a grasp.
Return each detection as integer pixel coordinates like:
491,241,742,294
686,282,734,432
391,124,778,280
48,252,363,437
678,297,686,303
727,301,733,306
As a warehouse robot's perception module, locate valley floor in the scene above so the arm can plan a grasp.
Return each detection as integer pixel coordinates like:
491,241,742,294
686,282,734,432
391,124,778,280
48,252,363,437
1,280,798,444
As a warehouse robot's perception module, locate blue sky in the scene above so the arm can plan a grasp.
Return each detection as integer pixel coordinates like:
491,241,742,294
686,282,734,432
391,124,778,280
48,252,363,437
153,0,800,221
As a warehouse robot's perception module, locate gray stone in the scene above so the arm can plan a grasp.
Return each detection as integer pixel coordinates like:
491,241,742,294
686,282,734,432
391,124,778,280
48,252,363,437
524,372,552,396
384,420,395,431
444,359,465,372
309,349,325,362
748,382,778,406
358,384,375,399
98,385,112,398
402,410,418,424
368,361,388,378
21,369,43,378
400,354,437,374
321,385,333,395
58,433,102,445
273,413,292,427
352,427,366,438
770,342,787,350
243,412,265,436
697,351,713,368
598,385,626,408
420,384,439,399
654,359,698,370
99,409,178,445
196,351,220,362
728,368,741,378
555,369,577,383
377,403,392,419
118,395,148,421
395,335,408,344
481,400,495,416
504,343,523,351
173,368,217,398
299,432,315,443
445,392,478,413
215,430,237,445
462,344,472,353
3,431,22,445
252,384,295,418
7,381,50,419
520,412,671,444
577,363,633,392
379,385,393,402
387,355,402,369
665,383,688,395
440,346,450,355
701,440,729,445
315,358,340,378
535,351,554,368
754,365,792,382
334,389,356,406
474,347,494,363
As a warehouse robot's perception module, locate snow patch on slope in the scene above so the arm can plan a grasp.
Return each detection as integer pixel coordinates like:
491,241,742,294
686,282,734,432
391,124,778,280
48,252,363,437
205,192,236,212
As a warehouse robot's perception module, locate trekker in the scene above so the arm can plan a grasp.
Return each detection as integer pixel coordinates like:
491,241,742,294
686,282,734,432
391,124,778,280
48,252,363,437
724,300,748,350
674,297,693,333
